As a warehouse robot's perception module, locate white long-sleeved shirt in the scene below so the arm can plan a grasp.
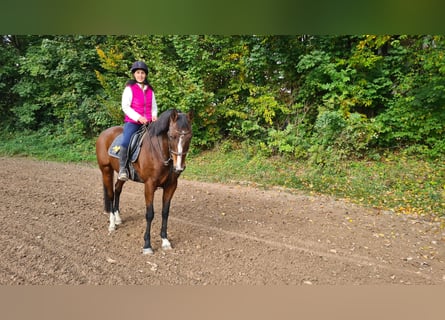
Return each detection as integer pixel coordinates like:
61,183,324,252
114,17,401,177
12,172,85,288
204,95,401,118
121,83,158,122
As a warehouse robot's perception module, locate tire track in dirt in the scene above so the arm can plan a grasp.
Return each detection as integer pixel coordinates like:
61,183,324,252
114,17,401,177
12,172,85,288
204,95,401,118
0,159,140,284
0,228,87,284
168,180,444,284
1,157,444,284
0,205,116,284
115,187,439,284
169,216,434,282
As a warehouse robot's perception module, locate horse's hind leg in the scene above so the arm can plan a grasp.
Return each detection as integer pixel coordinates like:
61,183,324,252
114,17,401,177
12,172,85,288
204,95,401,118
113,179,125,226
102,183,113,215
100,166,120,232
100,165,114,213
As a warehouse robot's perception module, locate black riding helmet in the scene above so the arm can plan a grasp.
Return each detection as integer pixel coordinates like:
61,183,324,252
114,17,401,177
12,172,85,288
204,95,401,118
130,61,149,74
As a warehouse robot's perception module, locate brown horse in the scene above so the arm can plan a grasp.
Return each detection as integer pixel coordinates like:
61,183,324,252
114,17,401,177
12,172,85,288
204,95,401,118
95,109,193,254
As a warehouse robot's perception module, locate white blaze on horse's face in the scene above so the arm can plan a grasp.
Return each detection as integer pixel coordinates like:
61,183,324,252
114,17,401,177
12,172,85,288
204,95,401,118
176,134,184,171
169,128,190,173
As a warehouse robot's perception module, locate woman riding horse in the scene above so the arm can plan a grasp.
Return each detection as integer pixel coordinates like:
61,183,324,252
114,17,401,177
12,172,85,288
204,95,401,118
96,63,193,254
118,61,158,181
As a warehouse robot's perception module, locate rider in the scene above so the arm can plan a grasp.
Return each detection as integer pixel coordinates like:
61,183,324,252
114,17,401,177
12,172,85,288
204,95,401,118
118,61,158,181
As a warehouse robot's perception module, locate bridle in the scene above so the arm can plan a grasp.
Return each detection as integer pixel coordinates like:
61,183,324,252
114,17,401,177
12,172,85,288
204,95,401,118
158,128,191,167
168,129,191,155
167,129,191,158
146,119,192,167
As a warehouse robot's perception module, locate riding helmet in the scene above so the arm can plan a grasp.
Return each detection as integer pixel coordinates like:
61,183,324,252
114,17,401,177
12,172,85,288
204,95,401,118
130,61,149,74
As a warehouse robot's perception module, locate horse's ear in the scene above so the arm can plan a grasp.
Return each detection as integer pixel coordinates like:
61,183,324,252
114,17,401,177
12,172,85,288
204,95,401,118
187,110,194,122
170,109,178,122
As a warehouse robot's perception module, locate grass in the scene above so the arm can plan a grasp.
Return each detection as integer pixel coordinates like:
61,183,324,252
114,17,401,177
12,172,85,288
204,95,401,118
0,129,97,163
183,147,445,219
1,129,444,219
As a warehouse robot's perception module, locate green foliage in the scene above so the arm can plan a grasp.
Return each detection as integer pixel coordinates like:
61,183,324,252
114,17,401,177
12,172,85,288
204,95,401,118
9,36,106,137
1,34,445,219
0,37,21,128
375,35,445,158
1,34,445,160
267,123,309,158
0,127,96,162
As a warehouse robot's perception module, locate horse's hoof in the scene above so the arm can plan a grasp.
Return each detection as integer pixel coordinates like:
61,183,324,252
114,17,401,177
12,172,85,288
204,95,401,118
161,238,172,250
142,248,154,255
114,211,122,225
109,213,117,231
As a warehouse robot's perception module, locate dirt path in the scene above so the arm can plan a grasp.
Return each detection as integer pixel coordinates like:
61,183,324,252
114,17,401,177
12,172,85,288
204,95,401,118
1,157,444,284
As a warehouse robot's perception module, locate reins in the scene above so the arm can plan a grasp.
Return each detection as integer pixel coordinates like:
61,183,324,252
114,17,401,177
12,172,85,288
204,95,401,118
158,135,172,166
145,122,171,166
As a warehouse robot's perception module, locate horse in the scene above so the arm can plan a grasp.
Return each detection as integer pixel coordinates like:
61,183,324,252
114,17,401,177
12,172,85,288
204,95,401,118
95,109,193,254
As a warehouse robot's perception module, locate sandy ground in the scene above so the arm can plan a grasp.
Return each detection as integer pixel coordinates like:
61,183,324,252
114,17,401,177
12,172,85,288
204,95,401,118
1,157,444,285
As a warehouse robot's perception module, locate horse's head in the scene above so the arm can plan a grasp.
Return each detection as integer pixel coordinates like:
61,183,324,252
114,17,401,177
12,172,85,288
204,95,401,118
168,110,193,173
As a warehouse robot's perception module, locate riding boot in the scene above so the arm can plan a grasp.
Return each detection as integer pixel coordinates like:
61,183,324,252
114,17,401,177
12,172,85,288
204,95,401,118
118,146,129,181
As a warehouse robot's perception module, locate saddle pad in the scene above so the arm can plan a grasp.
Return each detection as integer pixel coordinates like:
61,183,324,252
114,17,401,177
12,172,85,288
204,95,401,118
108,129,146,163
108,134,136,161
108,136,143,182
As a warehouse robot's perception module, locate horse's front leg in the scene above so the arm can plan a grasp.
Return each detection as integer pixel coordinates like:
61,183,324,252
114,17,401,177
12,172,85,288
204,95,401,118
142,184,155,255
160,200,172,250
160,181,178,250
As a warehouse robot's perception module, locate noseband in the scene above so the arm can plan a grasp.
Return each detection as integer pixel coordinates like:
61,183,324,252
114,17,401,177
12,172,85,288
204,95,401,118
164,129,191,166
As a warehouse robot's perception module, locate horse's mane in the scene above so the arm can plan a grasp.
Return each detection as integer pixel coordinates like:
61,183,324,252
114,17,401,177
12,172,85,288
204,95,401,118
147,108,191,137
148,109,175,137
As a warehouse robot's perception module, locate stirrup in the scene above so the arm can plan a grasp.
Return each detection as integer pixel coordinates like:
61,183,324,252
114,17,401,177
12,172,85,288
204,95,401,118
118,169,128,181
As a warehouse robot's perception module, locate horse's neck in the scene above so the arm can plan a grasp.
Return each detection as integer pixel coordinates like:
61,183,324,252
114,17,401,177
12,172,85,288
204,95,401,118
146,134,169,161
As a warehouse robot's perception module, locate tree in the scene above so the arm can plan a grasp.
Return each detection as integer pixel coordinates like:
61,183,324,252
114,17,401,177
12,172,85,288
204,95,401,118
1,35,443,158
376,35,445,156
11,35,106,137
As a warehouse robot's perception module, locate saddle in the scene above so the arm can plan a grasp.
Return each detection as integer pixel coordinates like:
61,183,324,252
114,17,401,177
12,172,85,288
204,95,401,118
108,125,147,182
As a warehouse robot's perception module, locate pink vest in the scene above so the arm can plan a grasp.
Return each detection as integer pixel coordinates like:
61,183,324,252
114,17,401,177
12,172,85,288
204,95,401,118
124,83,153,124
